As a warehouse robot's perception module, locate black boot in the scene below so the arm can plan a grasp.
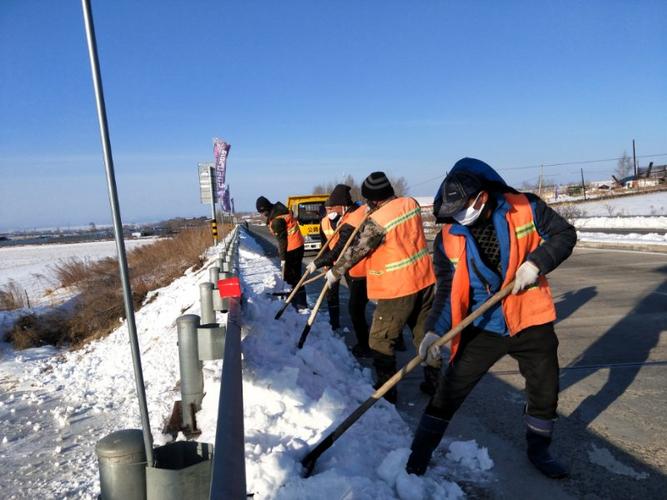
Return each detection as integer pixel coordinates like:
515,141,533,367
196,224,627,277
525,415,568,479
419,366,440,396
406,414,449,475
373,353,398,404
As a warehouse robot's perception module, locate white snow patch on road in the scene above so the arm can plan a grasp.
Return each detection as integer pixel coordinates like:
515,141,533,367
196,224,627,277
446,440,494,472
588,444,649,480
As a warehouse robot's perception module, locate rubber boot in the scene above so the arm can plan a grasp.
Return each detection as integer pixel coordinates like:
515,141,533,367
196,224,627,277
405,414,449,475
525,414,568,479
373,353,398,404
419,366,440,396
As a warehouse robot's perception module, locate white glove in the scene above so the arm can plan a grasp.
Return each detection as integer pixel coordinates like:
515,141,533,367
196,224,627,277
418,332,442,368
325,269,340,287
512,261,540,295
306,261,317,274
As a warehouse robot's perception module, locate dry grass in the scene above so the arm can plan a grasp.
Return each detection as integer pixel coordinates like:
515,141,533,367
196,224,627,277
7,224,225,349
0,280,27,311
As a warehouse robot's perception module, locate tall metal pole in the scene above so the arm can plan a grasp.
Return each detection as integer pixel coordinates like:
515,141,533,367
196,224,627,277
632,139,637,178
80,0,154,465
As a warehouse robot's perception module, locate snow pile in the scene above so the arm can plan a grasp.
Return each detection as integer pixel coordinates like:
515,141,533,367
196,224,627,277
196,230,473,499
570,191,667,216
446,441,494,472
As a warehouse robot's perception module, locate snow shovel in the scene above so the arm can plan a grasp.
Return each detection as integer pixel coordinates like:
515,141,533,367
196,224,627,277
274,220,348,320
297,210,373,349
300,281,515,476
269,272,325,300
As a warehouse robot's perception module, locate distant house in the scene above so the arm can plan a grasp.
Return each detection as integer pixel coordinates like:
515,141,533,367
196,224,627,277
413,196,434,210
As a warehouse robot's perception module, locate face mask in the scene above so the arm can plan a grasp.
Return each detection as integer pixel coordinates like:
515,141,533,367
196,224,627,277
453,192,485,226
327,211,339,220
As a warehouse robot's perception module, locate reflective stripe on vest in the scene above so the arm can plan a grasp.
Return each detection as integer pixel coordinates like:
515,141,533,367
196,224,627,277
341,205,369,279
271,213,304,251
442,192,556,360
321,215,339,250
365,197,435,299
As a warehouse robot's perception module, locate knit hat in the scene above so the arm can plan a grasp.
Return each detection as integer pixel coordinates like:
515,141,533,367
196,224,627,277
361,172,395,201
325,184,353,207
255,196,272,213
433,171,482,218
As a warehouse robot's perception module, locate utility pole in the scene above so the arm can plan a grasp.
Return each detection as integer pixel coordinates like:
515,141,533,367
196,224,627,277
580,168,587,201
538,164,544,196
632,139,637,178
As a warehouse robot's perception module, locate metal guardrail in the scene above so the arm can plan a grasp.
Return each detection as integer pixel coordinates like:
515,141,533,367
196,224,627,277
209,227,247,499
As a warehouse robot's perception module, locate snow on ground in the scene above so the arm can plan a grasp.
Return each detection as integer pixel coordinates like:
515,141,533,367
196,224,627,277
0,238,156,306
0,228,493,499
577,231,667,246
572,216,667,230
567,191,667,216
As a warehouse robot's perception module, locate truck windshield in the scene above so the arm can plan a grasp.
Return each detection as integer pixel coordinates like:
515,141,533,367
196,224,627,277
298,202,324,224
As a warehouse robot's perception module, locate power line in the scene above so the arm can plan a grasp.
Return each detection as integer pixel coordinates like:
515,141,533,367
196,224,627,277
407,152,667,190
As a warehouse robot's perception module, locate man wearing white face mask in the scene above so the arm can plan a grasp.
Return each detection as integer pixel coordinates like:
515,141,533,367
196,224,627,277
406,158,577,479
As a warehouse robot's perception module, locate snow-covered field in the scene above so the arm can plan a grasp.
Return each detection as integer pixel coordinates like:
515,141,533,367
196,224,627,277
568,191,666,216
0,229,493,499
0,238,156,306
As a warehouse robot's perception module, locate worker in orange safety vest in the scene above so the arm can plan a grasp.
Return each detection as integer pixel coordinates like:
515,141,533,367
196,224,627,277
325,172,437,404
405,158,577,479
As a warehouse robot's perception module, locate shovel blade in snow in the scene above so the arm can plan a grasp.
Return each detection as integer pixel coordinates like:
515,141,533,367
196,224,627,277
297,323,312,349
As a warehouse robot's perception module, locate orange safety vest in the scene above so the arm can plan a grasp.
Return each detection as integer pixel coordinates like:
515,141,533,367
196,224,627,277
341,205,369,279
270,213,304,251
442,192,556,360
365,197,435,300
320,215,339,250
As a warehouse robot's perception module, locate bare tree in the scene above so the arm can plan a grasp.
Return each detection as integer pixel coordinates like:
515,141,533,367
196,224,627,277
615,151,633,179
313,173,409,201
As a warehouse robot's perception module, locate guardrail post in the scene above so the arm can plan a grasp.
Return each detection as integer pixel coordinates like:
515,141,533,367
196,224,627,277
209,266,220,286
96,429,147,500
176,315,203,433
199,283,216,326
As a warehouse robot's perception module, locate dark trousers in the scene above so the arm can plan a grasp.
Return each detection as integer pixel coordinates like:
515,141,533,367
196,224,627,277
347,276,369,349
326,281,340,329
284,247,307,309
369,285,434,358
427,322,560,421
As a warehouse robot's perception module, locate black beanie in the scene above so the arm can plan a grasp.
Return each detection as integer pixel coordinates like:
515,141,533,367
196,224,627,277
256,196,272,213
325,184,353,207
361,171,395,201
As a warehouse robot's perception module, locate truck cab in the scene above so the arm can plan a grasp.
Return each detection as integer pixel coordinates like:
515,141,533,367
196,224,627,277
287,194,329,251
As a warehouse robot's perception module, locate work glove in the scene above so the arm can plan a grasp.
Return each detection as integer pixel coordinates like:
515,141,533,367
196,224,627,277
325,269,340,287
512,261,540,295
418,332,442,368
306,261,317,274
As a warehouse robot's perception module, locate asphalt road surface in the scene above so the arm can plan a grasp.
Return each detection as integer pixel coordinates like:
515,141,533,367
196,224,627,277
248,224,667,499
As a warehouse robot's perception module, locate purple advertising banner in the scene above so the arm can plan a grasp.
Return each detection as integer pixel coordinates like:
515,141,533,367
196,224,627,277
213,138,231,205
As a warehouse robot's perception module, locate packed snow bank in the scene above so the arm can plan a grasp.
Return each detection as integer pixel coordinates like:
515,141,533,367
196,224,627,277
196,230,478,499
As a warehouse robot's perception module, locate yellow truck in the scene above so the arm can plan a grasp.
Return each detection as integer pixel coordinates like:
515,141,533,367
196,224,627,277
287,194,329,251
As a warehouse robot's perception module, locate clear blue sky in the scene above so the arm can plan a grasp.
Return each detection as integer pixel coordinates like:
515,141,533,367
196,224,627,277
1,0,665,230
